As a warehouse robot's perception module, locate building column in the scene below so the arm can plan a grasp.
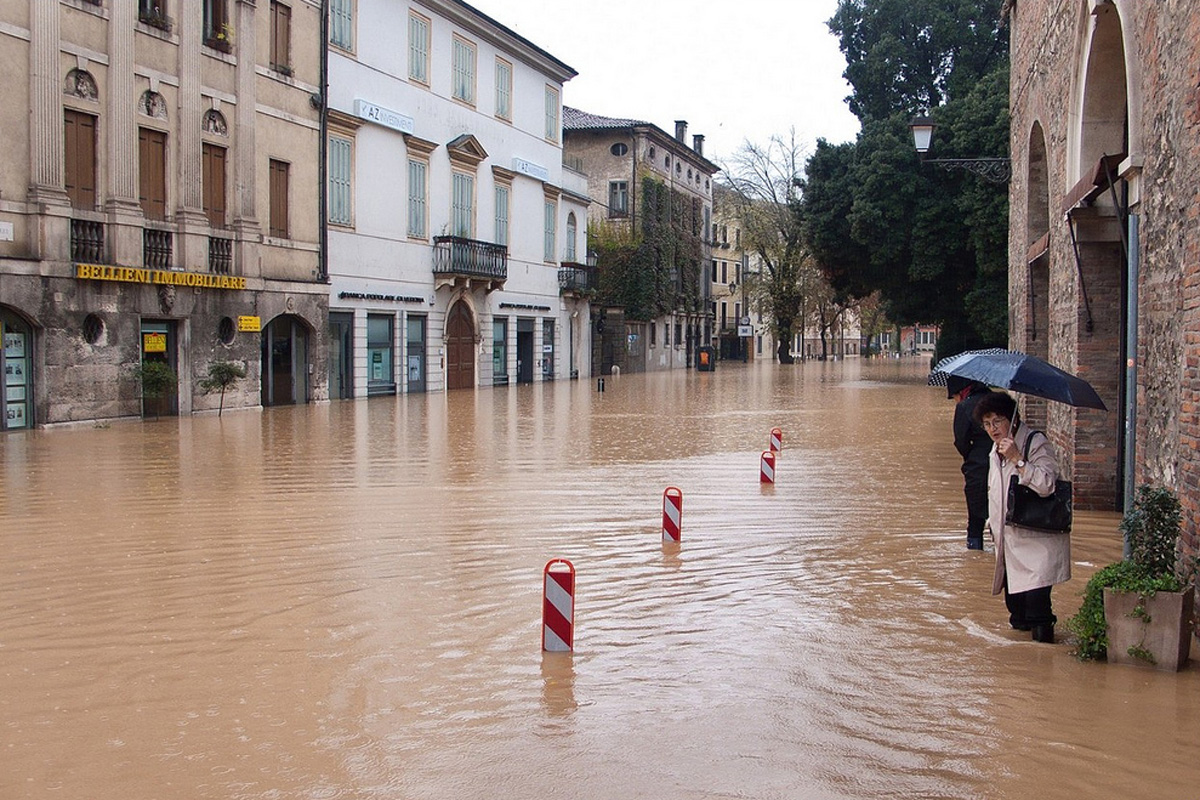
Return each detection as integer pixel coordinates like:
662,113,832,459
233,0,260,277
106,0,143,266
177,0,209,269
29,0,69,261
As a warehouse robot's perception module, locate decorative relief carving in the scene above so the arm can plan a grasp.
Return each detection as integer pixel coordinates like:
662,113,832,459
139,90,169,120
64,69,99,102
203,109,228,136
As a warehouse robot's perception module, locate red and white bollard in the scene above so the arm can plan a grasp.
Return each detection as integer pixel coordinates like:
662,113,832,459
760,450,776,484
769,427,783,454
542,559,576,652
661,486,683,544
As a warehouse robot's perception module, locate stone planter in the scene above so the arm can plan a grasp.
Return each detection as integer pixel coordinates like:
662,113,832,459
1103,585,1195,671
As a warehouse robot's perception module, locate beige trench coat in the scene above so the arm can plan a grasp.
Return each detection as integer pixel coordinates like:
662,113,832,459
984,423,1072,595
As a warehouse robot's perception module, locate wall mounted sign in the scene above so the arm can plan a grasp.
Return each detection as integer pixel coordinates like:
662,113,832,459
76,264,246,290
143,332,167,353
238,316,261,332
512,157,549,181
354,99,414,134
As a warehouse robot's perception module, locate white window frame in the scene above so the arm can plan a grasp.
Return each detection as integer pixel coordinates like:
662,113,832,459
544,84,560,142
452,36,476,106
495,57,512,122
408,11,430,85
452,171,475,238
608,180,628,217
328,133,353,226
407,158,428,239
494,184,509,246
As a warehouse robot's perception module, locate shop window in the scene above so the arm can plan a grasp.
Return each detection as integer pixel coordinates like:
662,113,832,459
366,314,394,393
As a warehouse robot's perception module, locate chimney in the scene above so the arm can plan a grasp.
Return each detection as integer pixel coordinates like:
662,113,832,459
675,120,687,143
693,134,705,157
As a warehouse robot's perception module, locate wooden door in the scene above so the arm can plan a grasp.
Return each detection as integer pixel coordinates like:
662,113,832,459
445,302,475,391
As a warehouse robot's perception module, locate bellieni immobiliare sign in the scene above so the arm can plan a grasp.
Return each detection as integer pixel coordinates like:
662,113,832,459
75,264,247,290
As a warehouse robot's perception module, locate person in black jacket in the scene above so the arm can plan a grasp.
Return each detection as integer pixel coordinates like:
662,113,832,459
948,375,992,550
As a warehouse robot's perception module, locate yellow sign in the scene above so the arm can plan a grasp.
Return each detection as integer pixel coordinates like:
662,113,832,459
238,315,261,332
143,332,167,353
75,263,247,291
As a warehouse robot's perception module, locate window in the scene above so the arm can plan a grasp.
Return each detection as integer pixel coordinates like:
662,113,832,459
675,321,683,346
407,158,427,238
330,0,353,50
139,0,172,30
202,143,227,227
269,159,289,238
366,314,394,389
270,1,291,73
650,322,657,348
720,262,727,283
138,127,167,220
494,185,509,245
495,58,512,121
203,0,230,47
720,301,728,329
408,12,429,84
452,36,476,104
543,199,556,262
608,181,628,217
544,85,559,141
451,173,474,238
610,142,628,157
710,260,717,284
327,134,353,226
565,213,577,262
64,110,97,209
493,318,508,381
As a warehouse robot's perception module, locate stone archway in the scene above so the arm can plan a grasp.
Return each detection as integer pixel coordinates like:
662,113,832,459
1064,0,1129,509
445,301,476,391
261,314,311,406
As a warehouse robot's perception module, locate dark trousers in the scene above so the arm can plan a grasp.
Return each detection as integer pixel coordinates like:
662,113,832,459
965,484,987,544
1004,579,1055,629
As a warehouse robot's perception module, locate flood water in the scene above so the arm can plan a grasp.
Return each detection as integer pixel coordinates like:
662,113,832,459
2,359,1197,800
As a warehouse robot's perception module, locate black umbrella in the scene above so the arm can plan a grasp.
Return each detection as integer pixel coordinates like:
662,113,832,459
927,348,1013,387
931,350,1107,410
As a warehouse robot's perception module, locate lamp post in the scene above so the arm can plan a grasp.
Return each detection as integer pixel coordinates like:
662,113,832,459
909,115,1011,184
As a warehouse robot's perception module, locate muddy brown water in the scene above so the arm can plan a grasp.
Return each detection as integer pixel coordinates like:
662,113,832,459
2,360,1196,799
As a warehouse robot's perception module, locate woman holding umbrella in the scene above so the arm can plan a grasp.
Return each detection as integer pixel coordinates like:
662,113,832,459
973,391,1069,643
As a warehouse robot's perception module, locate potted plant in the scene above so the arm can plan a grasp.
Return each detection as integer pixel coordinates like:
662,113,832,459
199,360,246,417
132,359,178,419
1067,486,1197,670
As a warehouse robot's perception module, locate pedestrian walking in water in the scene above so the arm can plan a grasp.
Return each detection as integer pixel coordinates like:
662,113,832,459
948,375,991,550
974,391,1070,643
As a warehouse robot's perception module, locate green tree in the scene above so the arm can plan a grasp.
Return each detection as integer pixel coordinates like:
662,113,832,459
199,360,247,417
722,132,817,363
803,0,1010,357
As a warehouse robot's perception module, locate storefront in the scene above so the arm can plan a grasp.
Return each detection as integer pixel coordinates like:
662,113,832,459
2,308,32,430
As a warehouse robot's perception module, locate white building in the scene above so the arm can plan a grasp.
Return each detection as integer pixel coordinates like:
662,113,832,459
326,0,589,396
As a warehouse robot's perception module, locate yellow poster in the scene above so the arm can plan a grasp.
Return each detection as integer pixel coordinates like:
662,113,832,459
143,332,167,353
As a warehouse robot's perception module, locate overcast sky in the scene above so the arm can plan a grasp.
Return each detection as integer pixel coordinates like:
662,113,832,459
465,0,862,167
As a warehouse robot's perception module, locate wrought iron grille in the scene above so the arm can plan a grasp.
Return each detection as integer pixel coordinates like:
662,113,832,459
432,236,507,281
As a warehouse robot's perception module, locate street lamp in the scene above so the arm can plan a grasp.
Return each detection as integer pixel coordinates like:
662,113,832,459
909,115,1011,184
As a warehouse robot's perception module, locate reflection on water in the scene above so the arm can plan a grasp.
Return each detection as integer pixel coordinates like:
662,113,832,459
2,360,1196,799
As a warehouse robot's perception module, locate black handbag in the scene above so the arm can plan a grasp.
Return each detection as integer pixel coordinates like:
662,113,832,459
1005,430,1072,533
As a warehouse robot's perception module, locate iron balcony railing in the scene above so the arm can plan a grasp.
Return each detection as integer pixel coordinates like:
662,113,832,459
432,235,507,282
558,262,595,294
143,227,173,270
70,219,105,263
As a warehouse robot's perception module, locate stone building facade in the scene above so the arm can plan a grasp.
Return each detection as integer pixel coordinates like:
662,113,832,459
325,0,589,397
1007,0,1200,560
563,107,716,375
0,0,327,428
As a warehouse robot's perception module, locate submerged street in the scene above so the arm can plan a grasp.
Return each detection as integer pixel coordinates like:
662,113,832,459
2,360,1196,799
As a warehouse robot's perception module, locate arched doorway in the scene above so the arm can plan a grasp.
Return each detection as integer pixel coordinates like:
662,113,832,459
261,315,310,406
2,307,34,430
445,301,475,391
1067,1,1128,509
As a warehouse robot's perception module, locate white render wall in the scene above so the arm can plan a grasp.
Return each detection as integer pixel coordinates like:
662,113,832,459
327,0,589,396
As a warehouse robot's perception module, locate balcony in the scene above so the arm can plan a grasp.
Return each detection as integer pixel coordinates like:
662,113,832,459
70,219,105,263
558,262,595,296
432,235,507,291
208,235,233,274
143,227,173,270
